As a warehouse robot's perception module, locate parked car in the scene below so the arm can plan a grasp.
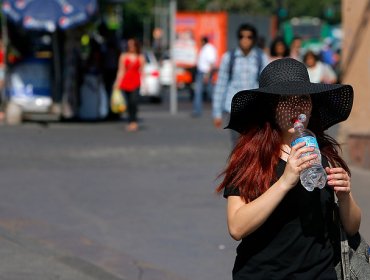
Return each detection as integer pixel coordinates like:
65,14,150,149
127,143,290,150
159,56,195,101
5,57,55,124
159,53,194,89
140,50,162,103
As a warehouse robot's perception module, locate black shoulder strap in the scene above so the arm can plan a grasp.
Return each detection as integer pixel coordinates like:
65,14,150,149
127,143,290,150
228,48,263,83
228,49,236,83
256,48,263,83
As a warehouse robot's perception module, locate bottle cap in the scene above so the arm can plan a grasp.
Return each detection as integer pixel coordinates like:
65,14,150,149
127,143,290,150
298,114,306,123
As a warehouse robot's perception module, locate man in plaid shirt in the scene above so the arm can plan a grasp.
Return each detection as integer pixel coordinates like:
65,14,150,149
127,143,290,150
212,23,269,146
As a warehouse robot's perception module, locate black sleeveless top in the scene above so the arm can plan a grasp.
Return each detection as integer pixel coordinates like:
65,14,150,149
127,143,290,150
224,158,337,280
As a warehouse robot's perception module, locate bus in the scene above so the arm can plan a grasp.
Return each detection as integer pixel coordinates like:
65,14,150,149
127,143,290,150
281,17,331,53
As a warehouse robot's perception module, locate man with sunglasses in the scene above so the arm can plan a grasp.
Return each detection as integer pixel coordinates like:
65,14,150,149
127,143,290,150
212,23,269,146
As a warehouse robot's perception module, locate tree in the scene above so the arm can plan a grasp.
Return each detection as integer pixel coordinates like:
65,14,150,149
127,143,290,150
177,0,341,23
116,0,341,43
110,0,157,40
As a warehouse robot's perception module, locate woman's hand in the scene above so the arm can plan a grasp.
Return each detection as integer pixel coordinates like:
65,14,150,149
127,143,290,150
325,167,351,200
280,142,317,191
326,166,361,235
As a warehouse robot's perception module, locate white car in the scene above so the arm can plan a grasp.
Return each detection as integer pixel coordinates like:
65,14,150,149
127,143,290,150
159,57,173,87
159,53,194,90
140,51,162,102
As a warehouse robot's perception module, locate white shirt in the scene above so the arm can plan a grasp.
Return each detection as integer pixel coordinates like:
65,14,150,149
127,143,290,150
196,43,217,73
307,61,337,83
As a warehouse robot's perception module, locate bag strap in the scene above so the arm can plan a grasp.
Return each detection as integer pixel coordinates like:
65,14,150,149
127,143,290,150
328,156,350,280
227,49,236,83
256,48,263,83
334,205,351,280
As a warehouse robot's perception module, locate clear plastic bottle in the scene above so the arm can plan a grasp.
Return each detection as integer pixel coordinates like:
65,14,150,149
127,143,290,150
291,114,327,191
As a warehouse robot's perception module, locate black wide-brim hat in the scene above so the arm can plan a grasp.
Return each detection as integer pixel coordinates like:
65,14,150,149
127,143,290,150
226,58,353,133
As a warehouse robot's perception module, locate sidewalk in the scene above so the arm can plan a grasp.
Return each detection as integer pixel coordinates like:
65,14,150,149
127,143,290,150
0,226,122,280
0,218,185,280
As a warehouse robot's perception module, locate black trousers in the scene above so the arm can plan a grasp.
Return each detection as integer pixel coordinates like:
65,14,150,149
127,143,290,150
123,88,139,123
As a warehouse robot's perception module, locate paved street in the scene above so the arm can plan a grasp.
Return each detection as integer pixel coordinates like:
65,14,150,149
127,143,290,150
0,97,369,280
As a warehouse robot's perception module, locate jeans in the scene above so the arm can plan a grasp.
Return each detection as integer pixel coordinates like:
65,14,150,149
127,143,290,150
192,71,213,116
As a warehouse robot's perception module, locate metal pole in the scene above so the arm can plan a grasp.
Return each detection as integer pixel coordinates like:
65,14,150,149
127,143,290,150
169,0,177,114
143,17,150,48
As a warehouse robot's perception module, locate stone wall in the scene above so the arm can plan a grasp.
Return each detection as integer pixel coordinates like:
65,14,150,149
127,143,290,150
339,0,370,169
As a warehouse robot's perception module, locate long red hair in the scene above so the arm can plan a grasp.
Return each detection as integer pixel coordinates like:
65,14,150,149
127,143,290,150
216,115,350,203
216,122,281,202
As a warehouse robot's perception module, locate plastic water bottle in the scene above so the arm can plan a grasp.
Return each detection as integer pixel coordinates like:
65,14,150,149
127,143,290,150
291,114,327,191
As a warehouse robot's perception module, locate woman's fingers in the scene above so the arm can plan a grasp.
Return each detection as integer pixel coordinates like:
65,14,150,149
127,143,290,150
290,141,306,154
327,167,346,174
326,167,351,193
291,142,315,158
327,173,349,181
287,149,317,172
290,144,316,163
326,167,349,180
282,143,318,188
297,153,318,171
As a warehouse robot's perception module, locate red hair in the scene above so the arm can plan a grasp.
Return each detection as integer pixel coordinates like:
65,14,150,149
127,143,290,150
216,122,281,202
216,121,350,203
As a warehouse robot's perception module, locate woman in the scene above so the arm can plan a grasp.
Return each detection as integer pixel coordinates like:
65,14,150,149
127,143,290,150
289,36,303,61
114,38,145,132
217,58,361,279
304,50,337,84
269,36,290,61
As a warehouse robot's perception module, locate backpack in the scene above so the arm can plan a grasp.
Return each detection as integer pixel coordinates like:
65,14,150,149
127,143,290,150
227,48,263,83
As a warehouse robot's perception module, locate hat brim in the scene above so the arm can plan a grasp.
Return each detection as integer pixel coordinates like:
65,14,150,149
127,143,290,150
226,81,353,133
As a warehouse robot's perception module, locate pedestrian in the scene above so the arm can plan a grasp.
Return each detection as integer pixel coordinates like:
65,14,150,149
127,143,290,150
320,38,336,67
303,50,337,84
102,38,121,119
114,38,145,132
216,58,361,279
78,39,108,120
192,36,217,117
289,36,303,61
212,23,269,146
269,36,289,61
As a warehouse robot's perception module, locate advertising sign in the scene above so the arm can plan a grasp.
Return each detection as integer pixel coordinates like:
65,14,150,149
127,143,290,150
175,12,227,67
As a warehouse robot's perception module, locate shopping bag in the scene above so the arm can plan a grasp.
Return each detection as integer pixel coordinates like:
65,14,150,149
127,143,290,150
110,88,126,113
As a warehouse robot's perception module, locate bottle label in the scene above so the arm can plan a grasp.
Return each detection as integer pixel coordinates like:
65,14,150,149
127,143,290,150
291,136,319,148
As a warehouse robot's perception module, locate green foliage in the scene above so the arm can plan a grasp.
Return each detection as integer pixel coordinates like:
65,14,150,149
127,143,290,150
115,0,341,39
177,0,274,13
284,0,341,23
119,0,156,39
178,0,341,23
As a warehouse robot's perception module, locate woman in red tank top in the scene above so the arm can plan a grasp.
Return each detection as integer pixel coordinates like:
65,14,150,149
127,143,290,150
114,38,145,132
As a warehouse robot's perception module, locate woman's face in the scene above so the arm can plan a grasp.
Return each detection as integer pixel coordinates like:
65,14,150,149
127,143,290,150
127,39,136,53
275,42,286,56
275,95,312,132
304,54,317,68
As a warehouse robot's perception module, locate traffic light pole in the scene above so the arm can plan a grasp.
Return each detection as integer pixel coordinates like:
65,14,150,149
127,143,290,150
169,0,177,115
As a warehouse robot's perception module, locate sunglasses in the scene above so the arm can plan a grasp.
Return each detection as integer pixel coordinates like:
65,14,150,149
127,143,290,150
239,35,254,40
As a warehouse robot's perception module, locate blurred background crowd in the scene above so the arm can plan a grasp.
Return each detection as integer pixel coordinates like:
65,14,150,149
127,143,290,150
0,0,367,130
